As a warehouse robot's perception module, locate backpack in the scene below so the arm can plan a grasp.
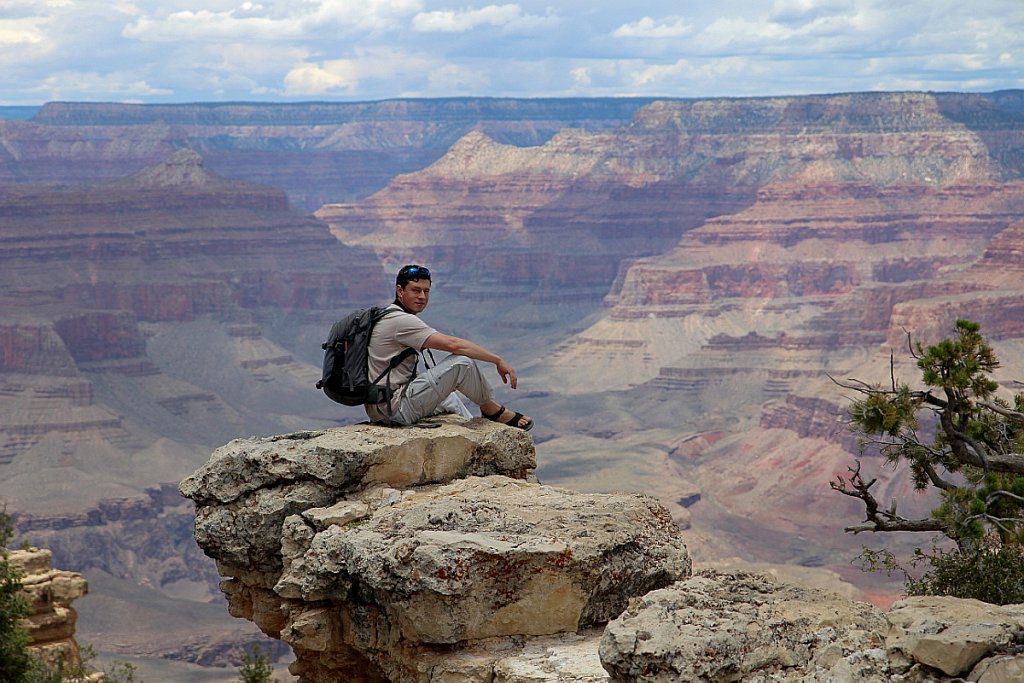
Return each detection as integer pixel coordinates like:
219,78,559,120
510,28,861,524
316,306,416,407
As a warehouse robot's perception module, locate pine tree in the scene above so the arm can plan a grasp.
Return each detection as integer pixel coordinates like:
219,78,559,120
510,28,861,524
833,320,1024,603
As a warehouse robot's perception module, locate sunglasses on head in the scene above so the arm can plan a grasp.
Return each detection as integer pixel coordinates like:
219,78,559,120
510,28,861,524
400,265,430,279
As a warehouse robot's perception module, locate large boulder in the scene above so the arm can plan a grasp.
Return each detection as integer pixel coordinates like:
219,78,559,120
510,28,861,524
600,571,1024,682
600,571,887,682
179,419,537,574
180,417,691,682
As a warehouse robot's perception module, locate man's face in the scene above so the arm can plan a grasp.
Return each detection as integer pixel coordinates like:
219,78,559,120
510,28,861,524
396,278,430,314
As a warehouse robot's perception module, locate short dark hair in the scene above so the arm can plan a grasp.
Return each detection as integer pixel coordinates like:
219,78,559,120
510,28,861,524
396,264,431,287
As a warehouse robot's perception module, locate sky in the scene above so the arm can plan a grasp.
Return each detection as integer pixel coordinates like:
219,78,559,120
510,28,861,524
1,0,1022,105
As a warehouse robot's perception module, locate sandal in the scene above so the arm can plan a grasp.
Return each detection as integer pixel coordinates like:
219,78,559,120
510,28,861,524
482,404,534,432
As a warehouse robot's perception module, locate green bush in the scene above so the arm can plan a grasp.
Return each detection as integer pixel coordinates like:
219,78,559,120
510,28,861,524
238,644,278,683
906,541,1024,605
0,508,33,683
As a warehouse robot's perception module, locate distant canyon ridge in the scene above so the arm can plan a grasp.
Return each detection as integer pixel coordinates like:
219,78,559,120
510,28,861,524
2,91,1024,673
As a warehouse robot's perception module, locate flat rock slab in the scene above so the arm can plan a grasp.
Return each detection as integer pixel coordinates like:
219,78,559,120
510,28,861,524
179,417,537,572
600,571,888,682
277,475,691,646
180,416,536,506
886,596,1024,676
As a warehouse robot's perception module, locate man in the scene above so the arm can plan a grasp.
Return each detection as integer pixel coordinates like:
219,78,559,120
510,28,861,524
365,264,534,430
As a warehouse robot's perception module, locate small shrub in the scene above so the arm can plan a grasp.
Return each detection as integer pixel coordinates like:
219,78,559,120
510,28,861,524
906,542,1024,605
238,644,278,683
0,508,33,683
857,539,1024,605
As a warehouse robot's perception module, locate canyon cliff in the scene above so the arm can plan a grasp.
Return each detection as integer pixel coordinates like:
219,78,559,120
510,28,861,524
3,91,1024,676
1,99,655,211
9,547,90,674
182,419,1024,682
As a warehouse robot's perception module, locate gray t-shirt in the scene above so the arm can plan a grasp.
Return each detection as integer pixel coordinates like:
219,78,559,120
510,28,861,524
365,304,437,420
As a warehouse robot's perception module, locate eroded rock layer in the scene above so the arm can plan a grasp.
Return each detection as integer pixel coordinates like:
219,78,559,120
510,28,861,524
9,547,89,672
180,418,691,682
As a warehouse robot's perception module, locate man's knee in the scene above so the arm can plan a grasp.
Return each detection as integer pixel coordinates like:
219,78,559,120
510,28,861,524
446,355,481,378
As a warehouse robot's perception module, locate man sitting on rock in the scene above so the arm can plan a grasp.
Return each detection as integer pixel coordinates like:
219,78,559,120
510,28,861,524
365,264,534,431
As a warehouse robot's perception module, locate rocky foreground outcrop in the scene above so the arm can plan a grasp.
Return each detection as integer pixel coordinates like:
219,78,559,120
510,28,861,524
8,547,90,671
180,417,690,681
182,418,1024,682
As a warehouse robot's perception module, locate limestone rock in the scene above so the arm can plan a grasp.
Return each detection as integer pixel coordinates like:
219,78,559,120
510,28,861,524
599,571,887,682
180,418,537,573
181,419,690,682
180,418,537,506
276,476,689,644
969,654,1024,682
885,596,1024,676
600,571,1024,683
9,547,89,672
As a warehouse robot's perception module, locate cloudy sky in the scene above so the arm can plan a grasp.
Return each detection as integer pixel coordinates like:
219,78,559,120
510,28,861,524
1,0,1021,105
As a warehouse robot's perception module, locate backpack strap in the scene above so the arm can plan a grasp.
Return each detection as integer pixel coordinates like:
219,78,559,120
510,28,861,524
370,347,417,386
371,307,423,425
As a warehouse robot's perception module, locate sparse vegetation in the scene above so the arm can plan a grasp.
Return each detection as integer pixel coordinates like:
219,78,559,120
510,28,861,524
0,508,143,683
0,507,33,683
832,320,1024,604
238,644,278,683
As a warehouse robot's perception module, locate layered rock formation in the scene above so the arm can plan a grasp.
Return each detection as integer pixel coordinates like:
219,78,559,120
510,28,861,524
601,572,1024,682
0,148,384,519
183,421,1024,682
0,148,391,672
1,99,657,210
6,91,1024,674
9,547,89,672
180,417,690,681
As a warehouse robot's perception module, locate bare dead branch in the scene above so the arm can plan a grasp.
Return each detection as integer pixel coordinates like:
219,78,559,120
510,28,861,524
978,400,1024,422
903,327,921,360
962,513,1024,537
826,374,876,393
987,490,1024,506
890,351,897,392
831,460,947,534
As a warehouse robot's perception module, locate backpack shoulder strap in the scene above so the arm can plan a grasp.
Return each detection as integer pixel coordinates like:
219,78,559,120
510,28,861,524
368,305,421,385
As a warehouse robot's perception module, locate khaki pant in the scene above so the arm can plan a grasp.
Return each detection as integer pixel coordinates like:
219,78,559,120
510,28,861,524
394,355,493,425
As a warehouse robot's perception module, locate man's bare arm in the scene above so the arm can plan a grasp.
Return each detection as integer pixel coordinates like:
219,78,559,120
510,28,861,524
423,332,518,388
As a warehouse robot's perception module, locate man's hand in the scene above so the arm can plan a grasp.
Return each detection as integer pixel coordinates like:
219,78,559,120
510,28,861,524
497,360,518,389
424,332,519,388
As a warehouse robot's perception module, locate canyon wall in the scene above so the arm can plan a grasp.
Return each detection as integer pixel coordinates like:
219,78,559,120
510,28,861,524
3,91,1024,676
1,99,656,211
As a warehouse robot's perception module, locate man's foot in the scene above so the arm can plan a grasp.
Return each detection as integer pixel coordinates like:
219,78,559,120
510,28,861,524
482,404,534,431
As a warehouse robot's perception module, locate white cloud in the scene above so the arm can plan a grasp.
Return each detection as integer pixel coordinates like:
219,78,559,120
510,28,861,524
612,16,693,40
630,56,767,89
123,0,424,43
307,0,424,32
697,16,791,52
1,0,1021,104
283,60,359,96
412,4,550,33
216,43,311,78
769,0,854,25
30,70,173,101
0,18,46,47
123,9,296,42
426,63,489,91
570,66,592,88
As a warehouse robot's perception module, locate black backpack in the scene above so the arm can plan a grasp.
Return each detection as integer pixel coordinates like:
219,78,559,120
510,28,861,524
316,306,416,407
